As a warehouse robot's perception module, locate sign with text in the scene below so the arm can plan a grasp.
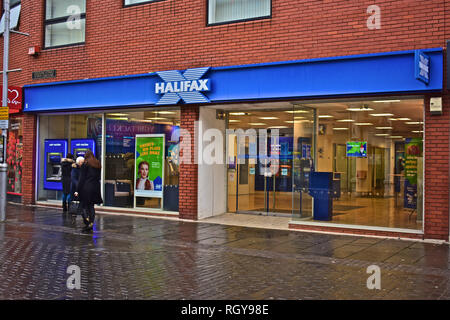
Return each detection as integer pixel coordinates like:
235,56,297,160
0,107,9,120
415,50,430,84
0,86,22,111
134,134,165,199
404,138,423,209
32,69,56,80
155,67,210,105
0,120,9,129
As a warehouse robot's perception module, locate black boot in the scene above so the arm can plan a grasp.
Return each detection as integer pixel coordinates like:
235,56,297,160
63,202,67,212
82,222,94,233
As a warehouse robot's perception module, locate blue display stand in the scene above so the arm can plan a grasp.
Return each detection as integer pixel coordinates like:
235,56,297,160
44,139,68,191
71,139,96,158
308,172,333,221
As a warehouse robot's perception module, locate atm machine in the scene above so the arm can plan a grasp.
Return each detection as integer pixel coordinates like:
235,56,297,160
44,139,68,190
71,139,96,158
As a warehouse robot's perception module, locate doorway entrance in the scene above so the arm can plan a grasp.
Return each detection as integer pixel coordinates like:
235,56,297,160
226,105,315,217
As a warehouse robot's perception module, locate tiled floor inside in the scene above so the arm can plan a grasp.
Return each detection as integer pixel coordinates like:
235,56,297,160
227,192,423,230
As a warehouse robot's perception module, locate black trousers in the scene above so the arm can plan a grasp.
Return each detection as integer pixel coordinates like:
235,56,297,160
81,203,95,225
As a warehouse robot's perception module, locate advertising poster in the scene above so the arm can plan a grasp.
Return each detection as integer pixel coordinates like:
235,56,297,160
404,138,423,209
135,134,165,198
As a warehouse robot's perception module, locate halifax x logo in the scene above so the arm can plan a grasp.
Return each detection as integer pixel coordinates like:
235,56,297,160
155,67,211,105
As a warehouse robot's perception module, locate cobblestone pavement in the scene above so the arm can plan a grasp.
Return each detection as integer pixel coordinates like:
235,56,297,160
0,204,450,300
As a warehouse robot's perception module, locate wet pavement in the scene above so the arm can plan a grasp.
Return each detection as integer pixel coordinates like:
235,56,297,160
0,203,450,300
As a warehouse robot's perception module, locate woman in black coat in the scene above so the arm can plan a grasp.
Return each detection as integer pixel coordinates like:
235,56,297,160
60,153,74,212
69,156,84,205
74,151,102,232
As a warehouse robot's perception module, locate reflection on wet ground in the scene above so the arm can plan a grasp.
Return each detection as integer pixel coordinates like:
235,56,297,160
0,204,449,300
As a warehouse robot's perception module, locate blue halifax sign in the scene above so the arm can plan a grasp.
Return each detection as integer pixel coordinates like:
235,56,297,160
155,67,211,105
415,50,430,84
23,48,443,112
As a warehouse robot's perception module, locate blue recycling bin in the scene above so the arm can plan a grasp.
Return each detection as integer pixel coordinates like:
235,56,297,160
308,172,333,221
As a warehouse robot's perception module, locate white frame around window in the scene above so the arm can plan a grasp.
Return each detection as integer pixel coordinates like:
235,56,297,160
208,0,271,25
44,0,86,48
124,0,163,7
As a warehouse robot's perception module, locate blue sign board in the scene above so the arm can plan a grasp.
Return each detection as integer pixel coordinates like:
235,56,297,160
415,50,430,84
44,139,68,191
23,48,443,112
155,67,210,105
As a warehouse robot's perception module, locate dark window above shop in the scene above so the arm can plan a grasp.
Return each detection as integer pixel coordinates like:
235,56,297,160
44,0,86,49
208,0,271,26
0,0,21,35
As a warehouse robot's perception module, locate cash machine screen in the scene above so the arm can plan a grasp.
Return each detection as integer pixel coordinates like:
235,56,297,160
46,152,62,182
48,153,61,163
74,148,89,158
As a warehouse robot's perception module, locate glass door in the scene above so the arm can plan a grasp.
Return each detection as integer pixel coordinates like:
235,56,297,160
291,105,316,220
226,108,300,216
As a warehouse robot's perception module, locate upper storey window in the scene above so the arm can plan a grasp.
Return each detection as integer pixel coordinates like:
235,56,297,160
208,0,271,25
124,0,161,6
45,0,86,48
0,0,21,34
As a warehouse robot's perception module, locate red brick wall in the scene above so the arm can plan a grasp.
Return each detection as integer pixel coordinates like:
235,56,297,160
21,113,36,205
2,0,449,87
423,91,450,239
179,106,199,220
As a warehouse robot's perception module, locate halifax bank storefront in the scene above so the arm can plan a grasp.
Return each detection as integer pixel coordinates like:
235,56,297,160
23,47,449,240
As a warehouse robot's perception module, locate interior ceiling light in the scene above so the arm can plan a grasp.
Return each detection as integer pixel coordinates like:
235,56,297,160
372,100,401,103
285,110,309,114
229,112,248,116
397,118,411,121
268,126,288,129
109,117,128,121
154,111,176,115
294,116,306,119
318,115,334,118
248,123,266,126
406,122,423,125
146,117,167,120
333,128,349,130
375,127,393,130
259,117,279,120
346,107,374,111
337,119,355,122
388,118,398,121
375,133,389,136
132,119,153,123
354,123,373,126
107,113,129,117
369,113,395,117
228,120,241,123
412,131,424,133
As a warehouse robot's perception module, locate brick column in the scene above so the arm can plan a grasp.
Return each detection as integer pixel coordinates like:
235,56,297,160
424,95,450,240
22,113,37,205
179,106,199,220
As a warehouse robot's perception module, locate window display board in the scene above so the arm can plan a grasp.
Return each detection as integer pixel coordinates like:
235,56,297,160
44,139,68,190
404,138,423,209
71,139,96,158
134,134,165,202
